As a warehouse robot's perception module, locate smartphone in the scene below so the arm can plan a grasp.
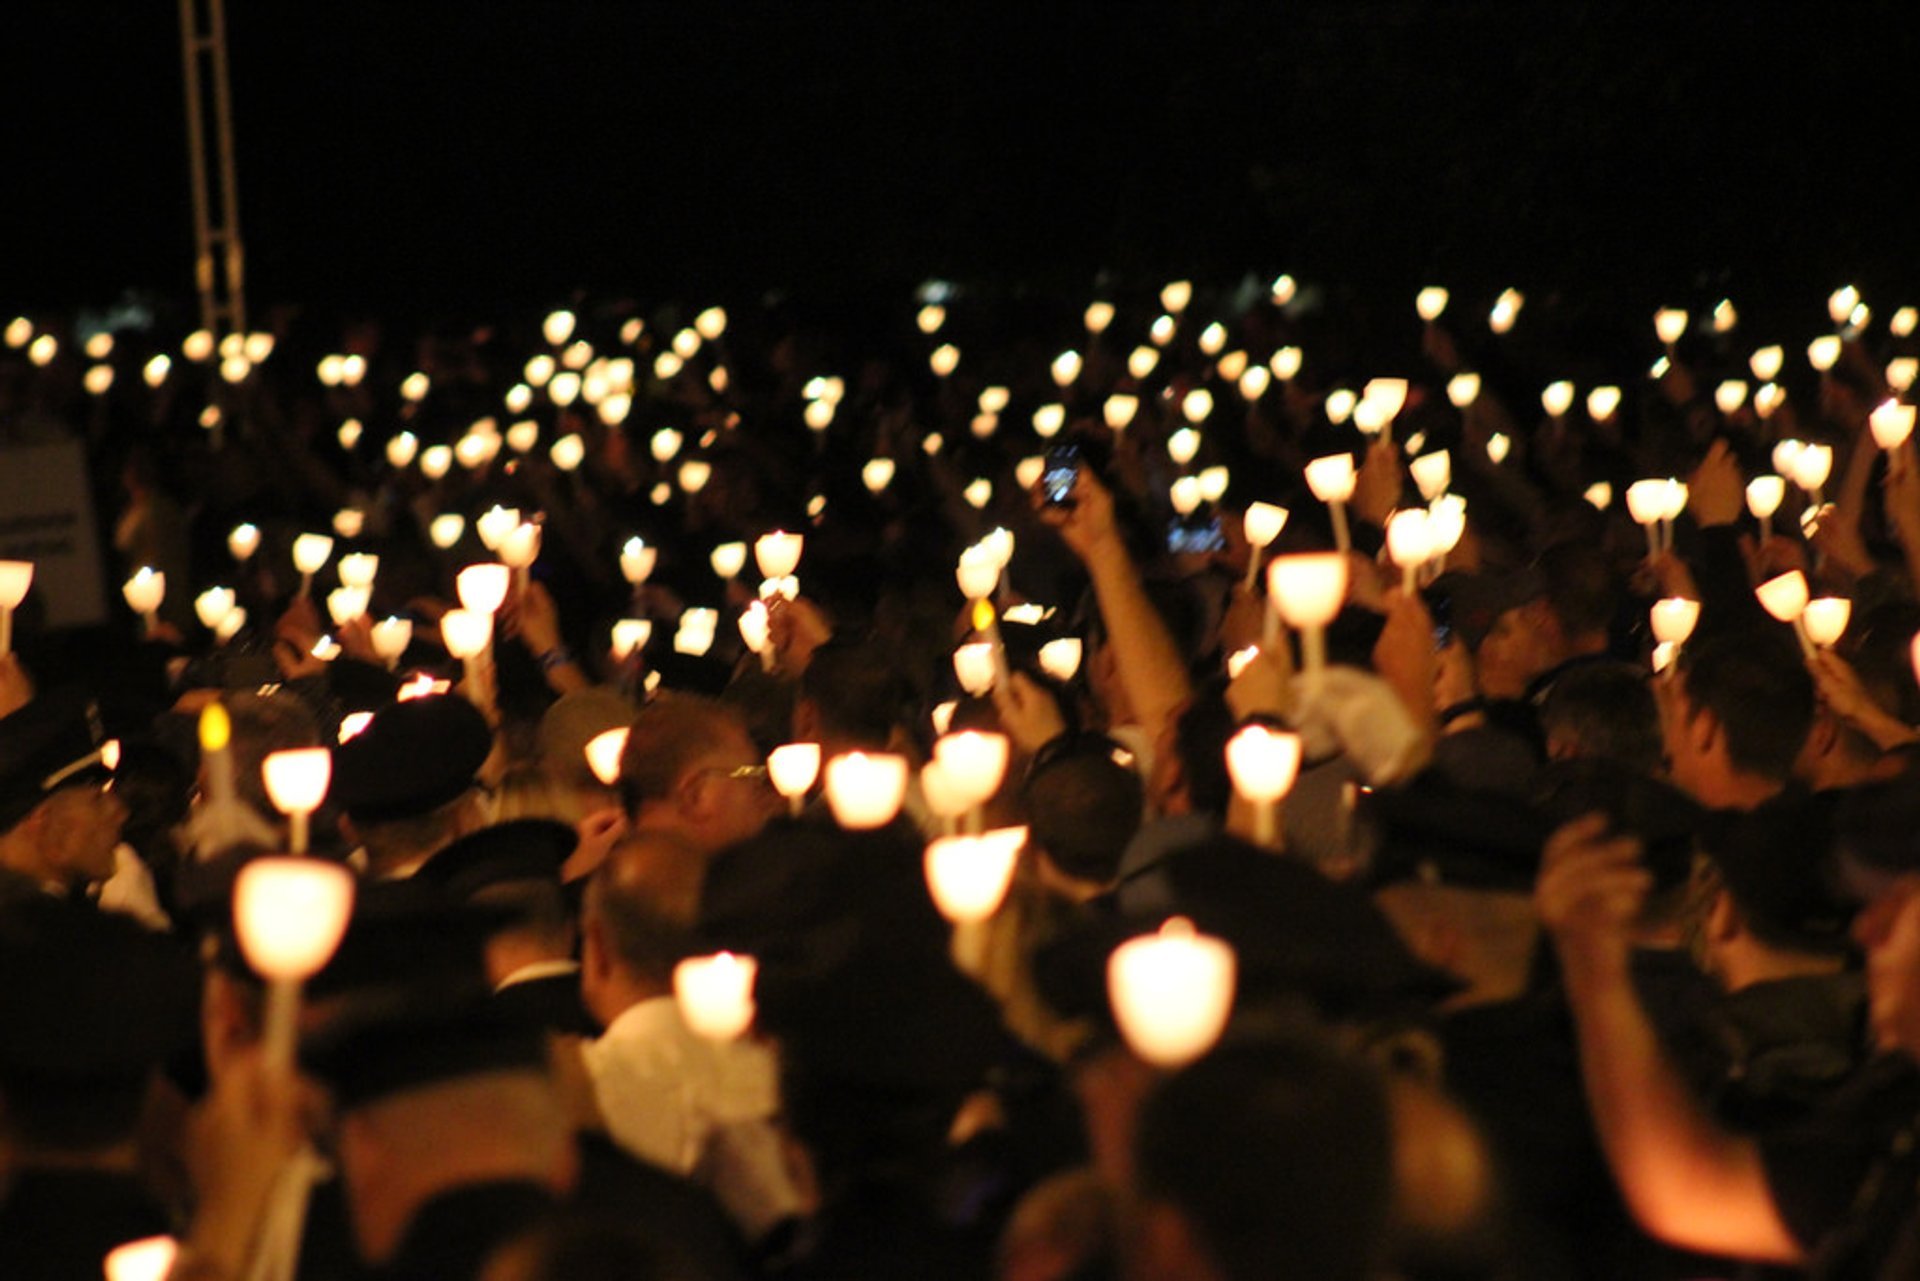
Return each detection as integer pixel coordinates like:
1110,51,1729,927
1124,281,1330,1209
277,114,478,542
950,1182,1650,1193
1166,514,1226,554
1042,444,1081,507
1427,591,1454,651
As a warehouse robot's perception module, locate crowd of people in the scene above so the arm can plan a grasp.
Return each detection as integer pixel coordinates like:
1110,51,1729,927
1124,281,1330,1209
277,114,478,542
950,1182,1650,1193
4,274,1920,1280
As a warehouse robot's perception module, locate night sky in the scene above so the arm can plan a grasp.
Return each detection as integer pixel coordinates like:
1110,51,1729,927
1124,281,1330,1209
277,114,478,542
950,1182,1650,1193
5,1,1917,326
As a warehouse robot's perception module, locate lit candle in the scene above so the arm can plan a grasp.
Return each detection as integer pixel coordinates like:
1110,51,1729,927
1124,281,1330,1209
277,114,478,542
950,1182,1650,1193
1409,451,1451,502
924,826,1027,924
621,537,657,585
337,553,379,589
475,506,521,553
1267,553,1348,688
755,531,804,580
198,702,241,851
233,856,355,1070
291,533,334,598
953,642,996,696
369,616,413,669
1746,475,1786,535
260,747,332,857
1038,637,1083,682
1242,502,1288,593
822,751,910,829
1802,597,1852,649
122,568,165,636
739,600,774,671
1385,508,1434,594
228,523,261,563
499,524,542,593
584,727,629,788
1107,917,1237,1068
1871,400,1916,451
1224,724,1302,847
767,742,821,817
1625,480,1669,558
440,608,494,707
1649,598,1701,647
933,730,1010,832
1303,454,1357,553
0,560,32,656
104,1236,179,1281
673,952,758,1040
1755,570,1815,659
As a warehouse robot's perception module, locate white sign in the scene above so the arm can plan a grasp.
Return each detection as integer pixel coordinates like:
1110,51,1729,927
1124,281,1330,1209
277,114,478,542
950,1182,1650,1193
0,440,108,629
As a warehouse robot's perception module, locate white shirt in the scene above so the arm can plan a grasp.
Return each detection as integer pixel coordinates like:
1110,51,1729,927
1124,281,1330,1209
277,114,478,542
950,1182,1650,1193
583,996,806,1237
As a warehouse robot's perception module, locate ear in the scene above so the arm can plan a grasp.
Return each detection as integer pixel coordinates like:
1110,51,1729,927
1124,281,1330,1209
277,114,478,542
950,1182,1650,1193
581,916,612,984
1707,887,1742,945
793,699,820,745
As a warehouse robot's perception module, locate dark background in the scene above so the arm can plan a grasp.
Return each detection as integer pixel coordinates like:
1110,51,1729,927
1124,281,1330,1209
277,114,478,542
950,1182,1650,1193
4,1,1917,325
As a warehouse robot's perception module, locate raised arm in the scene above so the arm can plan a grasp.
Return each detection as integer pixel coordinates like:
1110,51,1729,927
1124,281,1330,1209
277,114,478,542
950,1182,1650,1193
1536,815,1803,1263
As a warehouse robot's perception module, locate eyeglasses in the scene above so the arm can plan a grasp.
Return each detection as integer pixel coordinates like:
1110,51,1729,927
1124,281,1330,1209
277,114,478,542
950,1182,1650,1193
694,764,769,784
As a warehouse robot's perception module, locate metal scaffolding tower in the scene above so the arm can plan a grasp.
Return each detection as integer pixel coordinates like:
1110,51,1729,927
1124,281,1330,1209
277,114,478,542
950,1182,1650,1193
178,0,246,338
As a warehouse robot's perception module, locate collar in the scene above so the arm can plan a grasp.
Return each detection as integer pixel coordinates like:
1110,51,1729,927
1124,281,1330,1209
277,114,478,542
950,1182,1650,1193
494,959,580,992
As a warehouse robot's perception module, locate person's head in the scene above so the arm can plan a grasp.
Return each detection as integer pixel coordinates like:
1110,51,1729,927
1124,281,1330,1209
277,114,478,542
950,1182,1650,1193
0,896,196,1160
1535,540,1619,654
1130,1036,1393,1281
535,688,634,823
0,692,126,889
795,637,905,752
414,819,580,985
333,695,496,875
220,691,322,818
1660,632,1813,808
580,831,704,1023
1689,794,1853,992
1852,875,1920,1057
618,693,777,855
1540,661,1662,773
1023,736,1144,898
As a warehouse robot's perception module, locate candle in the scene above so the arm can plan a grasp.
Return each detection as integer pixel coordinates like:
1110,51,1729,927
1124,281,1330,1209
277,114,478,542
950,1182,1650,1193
924,826,1027,924
1104,394,1140,430
1755,570,1815,659
1268,553,1348,688
673,952,758,1040
360,617,409,670
1416,287,1449,321
862,458,896,493
1654,308,1688,347
739,600,774,671
1649,598,1701,647
499,524,542,592
456,564,511,616
1385,508,1434,594
0,560,32,655
1802,597,1852,648
1038,637,1083,682
767,742,821,817
1871,400,1917,451
1303,454,1357,553
1270,346,1303,382
1224,724,1303,847
198,702,241,849
1242,502,1288,592
1447,372,1481,407
1107,917,1237,1068
233,856,355,1070
337,553,379,589
475,506,520,552
122,568,165,636
933,730,1010,831
755,531,804,580
621,537,657,585
822,751,910,829
1625,480,1669,557
440,608,494,706
584,727,629,788
104,1236,179,1281
1409,451,1451,502
228,523,261,563
292,533,333,598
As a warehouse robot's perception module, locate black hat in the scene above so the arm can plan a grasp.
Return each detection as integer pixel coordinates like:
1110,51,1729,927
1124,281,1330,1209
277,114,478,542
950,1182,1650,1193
0,895,198,1085
1534,760,1704,893
1436,568,1544,651
1365,773,1553,893
413,818,577,900
300,881,546,1109
0,690,115,833
330,695,492,825
1697,789,1852,954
